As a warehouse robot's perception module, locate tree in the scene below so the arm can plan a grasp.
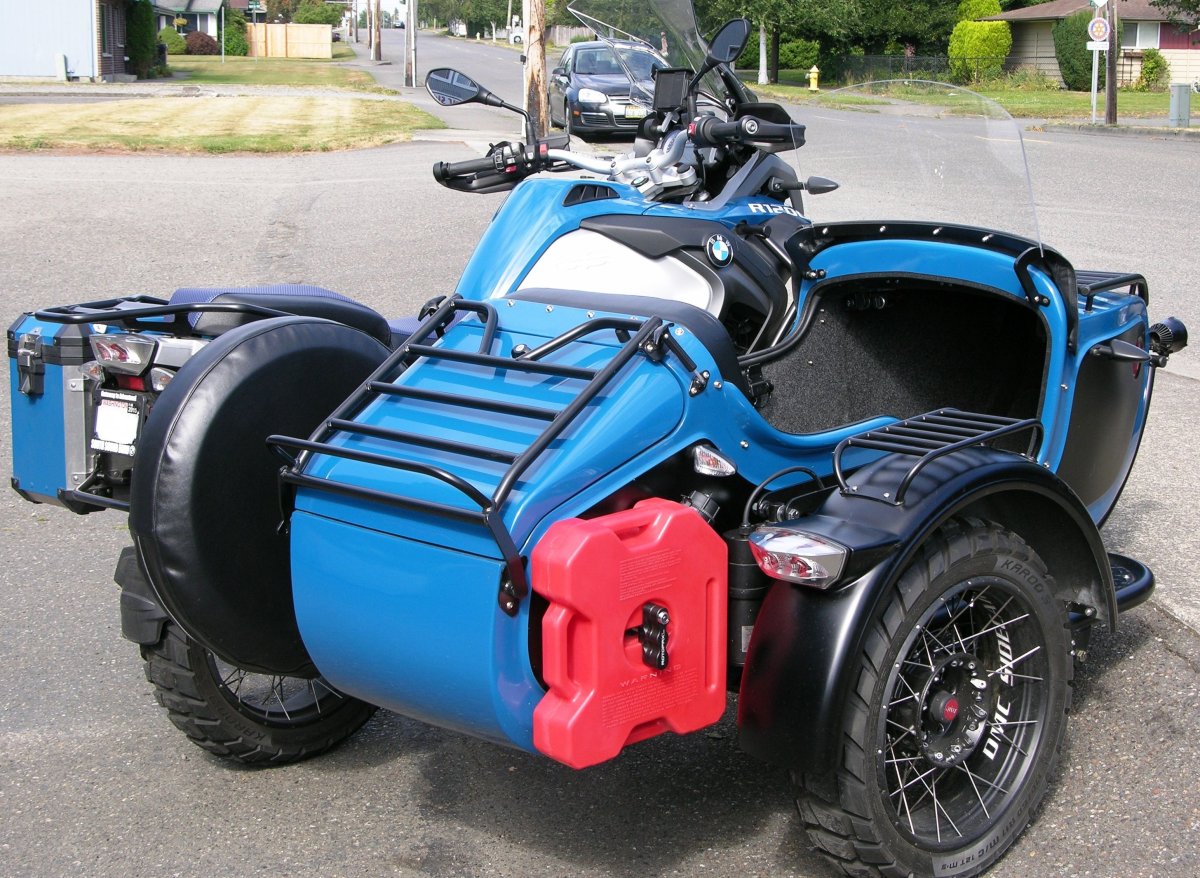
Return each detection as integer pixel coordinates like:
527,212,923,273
223,8,250,56
294,0,344,25
1053,8,1119,90
947,0,1010,83
1152,0,1200,29
126,0,157,77
266,0,300,22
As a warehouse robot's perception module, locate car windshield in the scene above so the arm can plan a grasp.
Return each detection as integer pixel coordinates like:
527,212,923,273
568,0,729,106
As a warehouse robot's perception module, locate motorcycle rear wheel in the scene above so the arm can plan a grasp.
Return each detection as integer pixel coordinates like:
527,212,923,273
141,622,376,765
794,518,1072,878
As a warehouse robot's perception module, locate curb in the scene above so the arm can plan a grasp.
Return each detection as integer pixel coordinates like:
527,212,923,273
1038,122,1200,138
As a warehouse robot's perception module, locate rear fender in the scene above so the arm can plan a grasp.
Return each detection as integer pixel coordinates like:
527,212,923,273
737,446,1114,772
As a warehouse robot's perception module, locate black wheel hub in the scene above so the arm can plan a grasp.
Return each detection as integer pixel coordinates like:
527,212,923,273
917,652,991,767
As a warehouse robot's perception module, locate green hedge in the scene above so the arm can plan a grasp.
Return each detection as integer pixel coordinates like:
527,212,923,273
948,20,1011,83
127,0,157,77
1053,10,1121,91
158,27,186,55
738,38,819,74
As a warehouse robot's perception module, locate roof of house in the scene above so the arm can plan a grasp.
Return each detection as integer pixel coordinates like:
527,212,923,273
984,0,1173,23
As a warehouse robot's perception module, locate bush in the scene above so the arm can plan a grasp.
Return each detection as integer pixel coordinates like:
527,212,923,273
127,1,157,78
294,0,343,25
956,0,1002,22
1053,10,1120,90
737,38,818,74
1003,65,1058,91
223,8,249,56
1133,47,1170,91
947,20,1011,83
159,26,186,55
185,31,221,55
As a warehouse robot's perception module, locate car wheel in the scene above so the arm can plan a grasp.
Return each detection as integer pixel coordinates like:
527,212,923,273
794,518,1072,877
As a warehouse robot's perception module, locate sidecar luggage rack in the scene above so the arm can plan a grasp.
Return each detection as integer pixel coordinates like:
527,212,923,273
269,295,697,617
1076,270,1149,312
832,408,1043,506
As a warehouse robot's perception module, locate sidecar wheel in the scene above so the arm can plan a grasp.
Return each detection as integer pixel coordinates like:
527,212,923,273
141,622,376,765
794,519,1072,878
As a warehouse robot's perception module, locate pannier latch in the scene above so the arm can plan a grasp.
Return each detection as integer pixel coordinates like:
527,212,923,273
632,602,671,670
16,333,45,396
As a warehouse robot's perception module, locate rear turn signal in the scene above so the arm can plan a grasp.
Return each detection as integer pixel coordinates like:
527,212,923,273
748,526,847,588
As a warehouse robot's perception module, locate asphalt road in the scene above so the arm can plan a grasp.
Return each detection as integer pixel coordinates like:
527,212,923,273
1,36,1199,878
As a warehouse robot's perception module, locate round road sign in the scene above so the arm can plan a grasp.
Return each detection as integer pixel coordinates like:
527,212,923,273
1088,16,1111,42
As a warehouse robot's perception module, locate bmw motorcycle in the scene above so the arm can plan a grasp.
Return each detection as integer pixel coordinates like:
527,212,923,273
6,1,1188,875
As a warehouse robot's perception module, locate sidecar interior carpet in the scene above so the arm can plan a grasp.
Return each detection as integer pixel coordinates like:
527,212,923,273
760,280,1046,436
170,284,393,347
129,316,390,677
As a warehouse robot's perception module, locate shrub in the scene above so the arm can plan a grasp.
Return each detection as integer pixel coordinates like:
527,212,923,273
1004,65,1058,91
738,38,819,73
1053,10,1120,90
127,1,157,78
185,31,221,55
223,8,249,57
570,34,593,43
948,20,1011,83
956,0,1002,22
293,0,343,25
1133,47,1170,91
159,26,186,55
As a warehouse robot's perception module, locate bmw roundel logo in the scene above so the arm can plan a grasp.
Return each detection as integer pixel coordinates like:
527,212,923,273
706,234,733,267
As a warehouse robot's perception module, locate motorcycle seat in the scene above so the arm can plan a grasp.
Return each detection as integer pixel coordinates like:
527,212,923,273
509,288,750,396
169,284,393,347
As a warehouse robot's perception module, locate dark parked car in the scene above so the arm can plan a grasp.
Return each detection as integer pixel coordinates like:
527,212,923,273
549,40,667,138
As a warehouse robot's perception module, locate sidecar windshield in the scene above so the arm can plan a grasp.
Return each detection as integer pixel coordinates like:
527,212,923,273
567,0,728,108
799,81,1042,250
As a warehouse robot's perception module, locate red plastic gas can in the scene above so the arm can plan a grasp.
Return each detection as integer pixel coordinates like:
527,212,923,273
532,498,727,768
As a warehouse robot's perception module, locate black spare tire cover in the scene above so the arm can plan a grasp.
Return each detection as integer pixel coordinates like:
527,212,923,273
129,316,390,677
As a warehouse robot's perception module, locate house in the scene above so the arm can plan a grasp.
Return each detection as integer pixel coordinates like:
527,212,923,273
154,1,243,38
985,0,1200,86
0,0,132,81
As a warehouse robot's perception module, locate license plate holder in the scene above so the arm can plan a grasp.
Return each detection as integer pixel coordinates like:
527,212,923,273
92,390,147,457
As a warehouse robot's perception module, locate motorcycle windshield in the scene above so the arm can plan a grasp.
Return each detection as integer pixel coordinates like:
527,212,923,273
567,0,727,108
801,81,1042,250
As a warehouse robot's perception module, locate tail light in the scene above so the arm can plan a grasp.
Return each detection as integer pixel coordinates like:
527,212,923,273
88,334,156,375
748,526,847,589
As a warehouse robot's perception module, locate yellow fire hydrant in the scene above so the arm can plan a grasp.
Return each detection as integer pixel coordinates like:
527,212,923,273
808,65,820,92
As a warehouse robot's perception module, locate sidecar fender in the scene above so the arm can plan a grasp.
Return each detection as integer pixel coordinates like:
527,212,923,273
736,446,1114,772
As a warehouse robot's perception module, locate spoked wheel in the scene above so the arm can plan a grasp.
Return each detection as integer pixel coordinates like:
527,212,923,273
796,519,1072,878
142,622,376,765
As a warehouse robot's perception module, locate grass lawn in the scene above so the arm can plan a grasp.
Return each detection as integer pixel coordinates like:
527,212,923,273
167,47,389,93
0,96,442,153
748,73,1173,119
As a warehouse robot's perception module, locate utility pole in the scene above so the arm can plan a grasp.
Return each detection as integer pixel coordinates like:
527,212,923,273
522,0,548,137
404,0,417,86
372,0,383,62
1104,0,1117,125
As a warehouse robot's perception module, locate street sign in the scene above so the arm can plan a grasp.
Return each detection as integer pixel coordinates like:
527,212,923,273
1087,16,1111,42
1087,40,1107,51
247,0,262,9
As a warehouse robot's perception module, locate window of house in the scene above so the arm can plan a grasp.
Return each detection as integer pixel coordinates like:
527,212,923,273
101,3,111,55
1120,21,1160,50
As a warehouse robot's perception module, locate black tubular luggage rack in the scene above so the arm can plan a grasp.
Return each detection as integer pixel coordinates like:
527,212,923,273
832,408,1044,507
268,295,708,617
1076,270,1149,312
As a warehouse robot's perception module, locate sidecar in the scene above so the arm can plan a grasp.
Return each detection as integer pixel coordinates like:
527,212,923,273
5,18,1191,878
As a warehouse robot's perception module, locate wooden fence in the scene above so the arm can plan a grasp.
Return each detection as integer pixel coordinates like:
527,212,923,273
246,23,332,60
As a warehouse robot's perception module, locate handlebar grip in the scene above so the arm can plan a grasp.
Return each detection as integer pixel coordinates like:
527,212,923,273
432,154,500,182
690,116,745,146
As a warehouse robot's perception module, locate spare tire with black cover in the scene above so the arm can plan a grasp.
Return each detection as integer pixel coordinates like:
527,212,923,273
129,316,390,677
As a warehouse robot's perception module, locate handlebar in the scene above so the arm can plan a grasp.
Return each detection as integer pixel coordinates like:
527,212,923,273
690,115,804,148
432,154,504,182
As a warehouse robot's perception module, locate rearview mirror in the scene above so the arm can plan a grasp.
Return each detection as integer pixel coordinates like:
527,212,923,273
426,68,483,106
707,19,751,66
